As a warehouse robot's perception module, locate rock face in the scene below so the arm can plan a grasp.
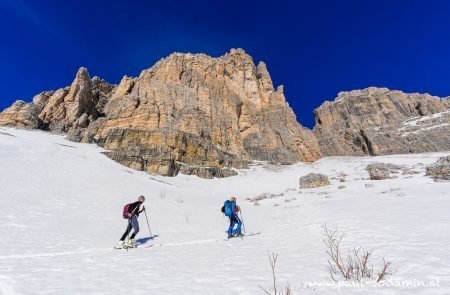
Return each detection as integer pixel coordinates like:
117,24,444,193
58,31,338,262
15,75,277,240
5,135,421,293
314,87,450,156
0,100,42,129
0,49,321,178
299,173,330,188
426,156,450,181
0,69,115,133
2,50,450,178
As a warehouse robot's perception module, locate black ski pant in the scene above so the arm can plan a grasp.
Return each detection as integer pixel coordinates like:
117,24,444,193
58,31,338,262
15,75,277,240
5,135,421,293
120,215,140,241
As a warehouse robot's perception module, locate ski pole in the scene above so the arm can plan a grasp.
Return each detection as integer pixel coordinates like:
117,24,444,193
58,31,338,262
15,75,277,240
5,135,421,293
239,207,246,233
144,207,153,237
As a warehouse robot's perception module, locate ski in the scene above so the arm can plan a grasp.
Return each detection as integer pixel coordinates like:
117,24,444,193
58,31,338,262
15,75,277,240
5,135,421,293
114,242,137,250
243,231,261,237
114,245,137,250
225,232,261,240
117,232,263,248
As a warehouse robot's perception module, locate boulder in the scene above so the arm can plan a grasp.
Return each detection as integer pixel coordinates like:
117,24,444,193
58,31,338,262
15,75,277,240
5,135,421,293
299,173,330,188
366,163,401,180
426,156,450,181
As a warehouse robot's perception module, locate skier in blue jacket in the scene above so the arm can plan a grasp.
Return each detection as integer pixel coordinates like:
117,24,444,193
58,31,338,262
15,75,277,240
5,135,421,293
223,197,242,238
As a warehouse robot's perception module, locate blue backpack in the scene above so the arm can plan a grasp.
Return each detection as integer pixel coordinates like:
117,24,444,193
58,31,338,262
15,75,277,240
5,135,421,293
221,200,232,216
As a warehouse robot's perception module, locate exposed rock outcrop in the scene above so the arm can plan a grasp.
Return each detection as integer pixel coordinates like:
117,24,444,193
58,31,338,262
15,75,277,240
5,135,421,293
426,156,450,181
366,163,401,180
0,69,115,134
314,87,450,156
299,173,330,188
0,100,41,129
38,69,115,132
0,49,321,178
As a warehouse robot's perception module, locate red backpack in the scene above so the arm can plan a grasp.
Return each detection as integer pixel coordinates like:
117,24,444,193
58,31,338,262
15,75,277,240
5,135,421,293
122,203,133,219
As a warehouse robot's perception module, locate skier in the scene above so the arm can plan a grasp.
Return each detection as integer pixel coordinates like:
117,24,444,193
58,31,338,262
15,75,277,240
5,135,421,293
115,195,146,249
223,197,243,238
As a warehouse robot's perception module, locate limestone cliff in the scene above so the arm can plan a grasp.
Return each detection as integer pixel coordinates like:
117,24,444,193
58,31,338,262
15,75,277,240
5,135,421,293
3,51,449,177
0,68,114,132
0,49,321,178
313,87,450,156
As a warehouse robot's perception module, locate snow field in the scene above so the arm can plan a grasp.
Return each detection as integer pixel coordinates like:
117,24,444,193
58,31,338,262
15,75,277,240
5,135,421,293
0,127,449,294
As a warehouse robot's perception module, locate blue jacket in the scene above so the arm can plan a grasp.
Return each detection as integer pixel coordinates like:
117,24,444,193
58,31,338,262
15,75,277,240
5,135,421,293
224,200,239,217
229,201,239,217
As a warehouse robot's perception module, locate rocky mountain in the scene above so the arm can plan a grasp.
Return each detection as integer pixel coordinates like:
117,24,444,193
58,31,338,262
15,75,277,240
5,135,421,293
0,70,114,131
1,51,450,178
313,87,450,156
0,49,321,178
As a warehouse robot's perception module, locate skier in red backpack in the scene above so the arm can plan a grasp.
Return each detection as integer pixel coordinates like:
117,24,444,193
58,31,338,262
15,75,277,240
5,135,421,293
115,195,146,249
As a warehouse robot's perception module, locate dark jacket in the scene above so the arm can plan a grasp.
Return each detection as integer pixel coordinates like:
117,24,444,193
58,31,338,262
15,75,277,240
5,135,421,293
127,201,144,217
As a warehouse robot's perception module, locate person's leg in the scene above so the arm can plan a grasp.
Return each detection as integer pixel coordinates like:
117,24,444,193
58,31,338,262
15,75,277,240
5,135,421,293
235,214,242,234
230,214,241,235
120,221,132,241
228,216,236,235
130,216,140,240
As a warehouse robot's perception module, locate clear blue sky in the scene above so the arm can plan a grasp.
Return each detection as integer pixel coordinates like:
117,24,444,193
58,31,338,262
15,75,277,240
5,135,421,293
1,0,450,128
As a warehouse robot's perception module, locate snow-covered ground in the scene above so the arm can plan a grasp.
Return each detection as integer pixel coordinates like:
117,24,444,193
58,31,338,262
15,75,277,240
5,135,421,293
0,127,449,295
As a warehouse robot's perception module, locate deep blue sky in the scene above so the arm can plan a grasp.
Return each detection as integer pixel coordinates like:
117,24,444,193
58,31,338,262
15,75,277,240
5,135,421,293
1,0,450,128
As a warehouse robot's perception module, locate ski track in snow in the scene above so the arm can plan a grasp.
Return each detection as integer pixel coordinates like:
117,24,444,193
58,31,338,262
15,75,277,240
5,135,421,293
0,127,449,294
0,249,113,260
0,238,232,260
0,235,264,260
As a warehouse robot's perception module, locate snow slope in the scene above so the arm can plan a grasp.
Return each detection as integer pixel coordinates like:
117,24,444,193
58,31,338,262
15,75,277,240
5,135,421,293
0,127,449,295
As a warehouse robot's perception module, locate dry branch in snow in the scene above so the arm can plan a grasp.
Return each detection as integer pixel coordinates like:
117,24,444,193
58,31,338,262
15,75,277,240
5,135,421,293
322,225,395,282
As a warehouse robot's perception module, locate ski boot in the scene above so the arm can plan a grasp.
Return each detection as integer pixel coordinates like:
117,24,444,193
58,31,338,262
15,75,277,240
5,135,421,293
114,240,126,249
236,232,244,238
126,239,137,248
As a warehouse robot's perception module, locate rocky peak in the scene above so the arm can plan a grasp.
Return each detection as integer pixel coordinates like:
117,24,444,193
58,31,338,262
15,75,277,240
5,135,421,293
35,67,97,132
0,50,321,178
98,50,321,173
64,67,93,119
223,48,253,62
314,87,450,156
256,61,275,94
0,67,116,132
336,87,390,100
3,52,448,178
